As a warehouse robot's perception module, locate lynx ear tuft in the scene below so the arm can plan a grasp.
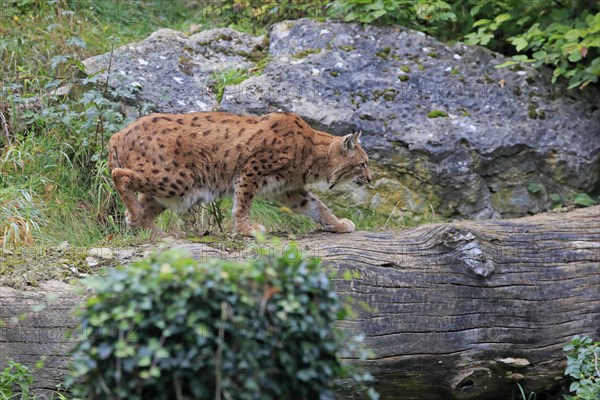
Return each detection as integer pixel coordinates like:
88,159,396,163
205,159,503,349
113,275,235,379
342,130,361,151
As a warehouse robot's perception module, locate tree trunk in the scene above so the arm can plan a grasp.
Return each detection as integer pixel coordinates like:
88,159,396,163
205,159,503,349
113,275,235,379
1,206,599,399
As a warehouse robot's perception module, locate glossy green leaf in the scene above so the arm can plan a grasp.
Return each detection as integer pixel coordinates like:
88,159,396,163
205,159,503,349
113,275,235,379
526,183,544,194
573,193,597,207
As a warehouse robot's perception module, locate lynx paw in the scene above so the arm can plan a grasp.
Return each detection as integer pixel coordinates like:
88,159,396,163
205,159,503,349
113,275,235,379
125,210,141,226
146,224,168,238
323,218,355,233
334,218,355,233
235,223,266,237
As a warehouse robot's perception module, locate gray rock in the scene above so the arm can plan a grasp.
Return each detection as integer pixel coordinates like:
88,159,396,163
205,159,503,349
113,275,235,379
83,28,268,114
86,257,99,268
84,20,600,219
88,248,113,260
114,248,135,261
56,241,70,252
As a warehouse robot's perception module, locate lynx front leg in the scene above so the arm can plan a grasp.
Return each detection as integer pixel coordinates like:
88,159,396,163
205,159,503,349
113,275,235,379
232,176,266,236
111,168,146,227
279,190,355,233
111,168,167,238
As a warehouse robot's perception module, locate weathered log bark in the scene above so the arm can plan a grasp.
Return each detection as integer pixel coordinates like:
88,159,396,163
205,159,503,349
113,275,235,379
1,206,599,399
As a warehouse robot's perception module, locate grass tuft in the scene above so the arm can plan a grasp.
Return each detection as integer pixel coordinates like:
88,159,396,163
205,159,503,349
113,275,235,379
210,68,253,104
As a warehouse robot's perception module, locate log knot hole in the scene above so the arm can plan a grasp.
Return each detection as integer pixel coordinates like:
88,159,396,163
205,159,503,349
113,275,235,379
451,368,492,399
442,228,495,278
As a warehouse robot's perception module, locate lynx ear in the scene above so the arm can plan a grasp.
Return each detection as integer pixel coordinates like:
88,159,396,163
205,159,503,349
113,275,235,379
342,130,361,152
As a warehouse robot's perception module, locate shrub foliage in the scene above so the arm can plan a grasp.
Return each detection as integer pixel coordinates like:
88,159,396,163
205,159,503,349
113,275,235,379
563,336,600,400
70,247,376,400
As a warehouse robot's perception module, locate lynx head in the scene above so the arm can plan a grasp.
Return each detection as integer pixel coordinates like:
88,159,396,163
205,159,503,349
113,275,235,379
328,130,372,189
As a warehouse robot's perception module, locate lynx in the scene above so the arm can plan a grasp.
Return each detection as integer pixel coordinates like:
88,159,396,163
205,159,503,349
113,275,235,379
108,111,372,236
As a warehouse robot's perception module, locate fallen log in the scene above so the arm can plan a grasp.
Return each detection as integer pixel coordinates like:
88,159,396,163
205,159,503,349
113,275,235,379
1,206,599,399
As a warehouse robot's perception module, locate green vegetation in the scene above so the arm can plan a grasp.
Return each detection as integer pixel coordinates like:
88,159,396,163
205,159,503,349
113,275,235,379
526,183,598,208
573,193,598,207
331,0,456,31
398,74,410,82
527,103,546,120
188,0,329,34
141,198,317,238
563,336,600,400
372,88,398,101
329,202,441,231
526,182,544,194
512,383,537,400
427,110,448,118
0,187,44,247
292,48,322,59
210,68,252,103
0,0,171,247
1,360,32,399
0,358,69,400
69,248,378,399
375,46,392,60
549,193,563,209
330,0,599,89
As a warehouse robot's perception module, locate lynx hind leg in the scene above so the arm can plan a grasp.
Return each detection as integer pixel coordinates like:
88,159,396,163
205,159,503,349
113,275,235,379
232,179,266,237
279,190,355,233
138,193,167,237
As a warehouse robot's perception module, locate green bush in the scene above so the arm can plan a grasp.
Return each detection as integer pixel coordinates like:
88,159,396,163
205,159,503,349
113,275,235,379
329,0,456,36
70,247,377,400
330,0,599,89
469,5,599,89
197,0,330,33
563,336,600,400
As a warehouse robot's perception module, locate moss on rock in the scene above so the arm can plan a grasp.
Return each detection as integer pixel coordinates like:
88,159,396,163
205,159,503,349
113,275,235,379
292,48,322,59
427,110,448,118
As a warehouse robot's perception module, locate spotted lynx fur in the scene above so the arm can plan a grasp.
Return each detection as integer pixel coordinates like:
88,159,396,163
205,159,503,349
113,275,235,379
108,111,372,236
